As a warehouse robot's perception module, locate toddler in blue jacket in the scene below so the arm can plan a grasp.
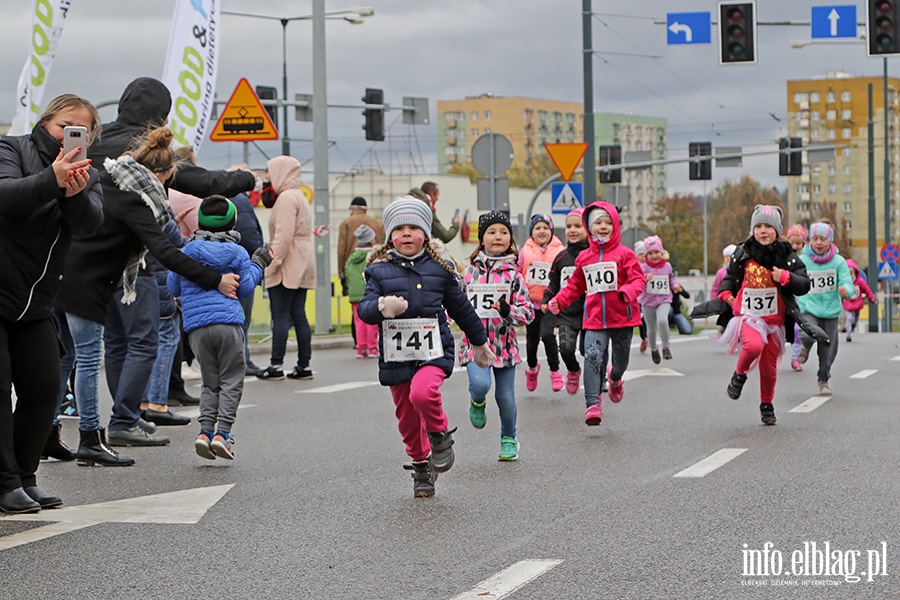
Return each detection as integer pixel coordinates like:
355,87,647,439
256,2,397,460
168,195,271,461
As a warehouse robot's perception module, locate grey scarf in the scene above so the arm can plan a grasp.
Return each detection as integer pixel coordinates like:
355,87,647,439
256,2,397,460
104,155,171,304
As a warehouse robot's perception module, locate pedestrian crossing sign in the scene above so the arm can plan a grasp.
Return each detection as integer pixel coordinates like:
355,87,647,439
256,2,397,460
878,259,898,281
551,182,583,214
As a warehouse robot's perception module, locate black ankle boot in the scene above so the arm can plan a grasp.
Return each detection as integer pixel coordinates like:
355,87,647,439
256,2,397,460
23,485,62,509
402,460,437,498
727,371,748,400
0,487,40,514
759,403,777,426
427,427,456,473
75,428,135,467
41,423,76,461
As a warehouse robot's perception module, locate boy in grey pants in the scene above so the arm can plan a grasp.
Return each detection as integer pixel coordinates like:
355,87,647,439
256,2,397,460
168,195,271,459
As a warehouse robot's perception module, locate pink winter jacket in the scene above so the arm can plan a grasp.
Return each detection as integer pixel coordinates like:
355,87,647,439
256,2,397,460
459,252,534,368
517,235,565,308
842,259,876,312
264,156,316,290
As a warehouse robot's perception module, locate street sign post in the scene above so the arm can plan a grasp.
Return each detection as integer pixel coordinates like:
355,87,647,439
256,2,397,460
878,259,898,281
666,12,711,45
880,242,900,263
551,182,583,214
472,133,513,212
811,5,857,39
210,78,279,142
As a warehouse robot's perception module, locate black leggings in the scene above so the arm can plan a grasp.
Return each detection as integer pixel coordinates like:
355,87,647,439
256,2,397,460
557,324,583,372
526,310,560,371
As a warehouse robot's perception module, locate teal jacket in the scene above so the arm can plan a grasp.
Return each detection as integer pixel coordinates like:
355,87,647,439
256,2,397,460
345,247,371,303
797,248,855,319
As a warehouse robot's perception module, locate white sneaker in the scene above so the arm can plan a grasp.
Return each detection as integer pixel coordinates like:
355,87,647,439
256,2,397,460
817,381,832,396
181,364,202,380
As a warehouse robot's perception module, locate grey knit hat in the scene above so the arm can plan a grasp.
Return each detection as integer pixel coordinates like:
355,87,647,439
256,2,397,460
749,204,784,236
382,195,433,240
354,224,375,245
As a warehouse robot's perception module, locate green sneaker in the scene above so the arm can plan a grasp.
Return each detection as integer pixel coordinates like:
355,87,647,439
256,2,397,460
469,400,486,429
498,436,519,461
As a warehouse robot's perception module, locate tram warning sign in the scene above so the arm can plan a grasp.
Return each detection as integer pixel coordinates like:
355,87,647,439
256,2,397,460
210,78,279,142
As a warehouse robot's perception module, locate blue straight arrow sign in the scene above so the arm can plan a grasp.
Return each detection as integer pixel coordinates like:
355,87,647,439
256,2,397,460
811,5,857,39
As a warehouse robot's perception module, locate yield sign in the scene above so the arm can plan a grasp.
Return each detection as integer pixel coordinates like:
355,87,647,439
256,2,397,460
545,142,587,182
210,78,279,142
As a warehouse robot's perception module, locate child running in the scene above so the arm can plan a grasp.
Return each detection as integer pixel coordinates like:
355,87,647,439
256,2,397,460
633,240,650,354
544,208,589,394
548,201,645,425
358,197,494,498
796,220,855,396
785,224,808,370
718,205,811,425
842,259,876,342
638,236,682,363
345,224,379,358
459,211,534,461
518,214,565,392
167,195,271,460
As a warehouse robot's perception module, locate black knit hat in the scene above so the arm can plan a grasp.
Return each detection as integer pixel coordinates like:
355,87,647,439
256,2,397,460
478,210,512,241
198,195,237,233
350,196,367,208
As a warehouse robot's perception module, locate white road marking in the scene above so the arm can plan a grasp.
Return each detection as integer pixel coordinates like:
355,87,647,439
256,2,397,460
622,367,683,382
0,484,234,551
849,369,878,379
789,396,832,413
295,381,378,394
450,559,563,600
890,355,900,362
176,404,256,420
673,448,747,478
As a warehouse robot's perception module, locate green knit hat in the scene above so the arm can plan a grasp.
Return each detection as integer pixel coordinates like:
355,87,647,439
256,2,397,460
198,195,237,233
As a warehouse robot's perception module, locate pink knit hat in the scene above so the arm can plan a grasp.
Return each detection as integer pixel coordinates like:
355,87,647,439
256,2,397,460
785,224,808,242
644,235,665,254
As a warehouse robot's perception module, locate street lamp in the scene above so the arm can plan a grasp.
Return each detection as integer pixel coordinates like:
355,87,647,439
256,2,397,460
222,7,373,157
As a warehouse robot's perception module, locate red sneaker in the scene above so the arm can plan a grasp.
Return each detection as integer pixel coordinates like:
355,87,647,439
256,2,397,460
607,366,624,403
639,338,648,353
525,364,540,392
565,369,581,395
584,404,602,426
550,371,564,392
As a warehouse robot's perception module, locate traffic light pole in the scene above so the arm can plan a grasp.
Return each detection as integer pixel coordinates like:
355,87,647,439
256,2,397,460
582,0,597,204
885,57,893,332
868,84,880,333
312,0,332,335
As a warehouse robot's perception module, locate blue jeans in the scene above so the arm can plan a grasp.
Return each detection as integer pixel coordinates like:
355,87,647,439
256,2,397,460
142,312,181,407
583,328,633,409
104,276,159,431
53,309,75,426
465,363,517,438
240,291,255,366
267,284,311,369
65,313,105,432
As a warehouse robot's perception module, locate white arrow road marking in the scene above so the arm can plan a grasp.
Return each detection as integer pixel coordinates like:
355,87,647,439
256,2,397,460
295,381,379,394
622,367,683,382
0,484,234,551
850,369,878,379
176,404,256,420
891,355,900,362
450,559,563,600
789,395,831,413
674,448,747,478
668,21,692,42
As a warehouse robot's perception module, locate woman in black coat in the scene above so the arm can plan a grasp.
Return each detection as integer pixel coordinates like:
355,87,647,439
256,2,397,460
0,94,103,513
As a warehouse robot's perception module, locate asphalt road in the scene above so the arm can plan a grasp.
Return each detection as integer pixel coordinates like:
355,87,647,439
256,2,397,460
3,329,899,599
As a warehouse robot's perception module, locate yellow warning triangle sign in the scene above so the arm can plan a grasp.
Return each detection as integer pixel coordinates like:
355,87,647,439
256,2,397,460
210,78,279,142
545,142,588,182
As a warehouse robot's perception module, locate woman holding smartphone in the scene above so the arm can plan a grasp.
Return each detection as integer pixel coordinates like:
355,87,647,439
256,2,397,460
0,94,103,513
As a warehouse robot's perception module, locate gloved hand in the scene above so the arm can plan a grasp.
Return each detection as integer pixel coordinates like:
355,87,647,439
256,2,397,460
473,343,496,368
340,276,349,297
547,298,560,315
251,243,273,269
378,295,408,318
497,296,510,318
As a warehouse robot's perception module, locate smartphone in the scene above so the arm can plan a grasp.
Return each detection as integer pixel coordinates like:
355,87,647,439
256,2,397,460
453,208,460,220
63,126,88,161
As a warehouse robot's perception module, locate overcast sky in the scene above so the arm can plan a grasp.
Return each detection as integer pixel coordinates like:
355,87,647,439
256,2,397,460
0,1,889,195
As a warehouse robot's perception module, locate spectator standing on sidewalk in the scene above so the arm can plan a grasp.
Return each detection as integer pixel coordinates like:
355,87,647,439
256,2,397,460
346,224,379,358
231,190,266,375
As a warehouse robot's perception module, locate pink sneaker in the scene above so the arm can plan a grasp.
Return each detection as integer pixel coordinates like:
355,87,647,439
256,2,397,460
607,366,624,403
565,369,581,395
525,364,540,392
584,404,602,426
550,370,564,392
640,338,649,353
356,350,367,359
791,359,802,371
368,348,380,358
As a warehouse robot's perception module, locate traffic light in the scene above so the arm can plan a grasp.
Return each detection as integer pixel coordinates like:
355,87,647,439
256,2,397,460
689,142,712,181
255,85,278,129
718,1,757,64
362,88,385,141
778,137,803,176
598,144,622,184
868,0,900,56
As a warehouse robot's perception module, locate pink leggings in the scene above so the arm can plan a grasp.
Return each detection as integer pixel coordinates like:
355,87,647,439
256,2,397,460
351,303,379,353
389,366,448,461
736,324,781,404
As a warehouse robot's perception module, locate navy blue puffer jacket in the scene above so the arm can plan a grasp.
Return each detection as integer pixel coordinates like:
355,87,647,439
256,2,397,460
358,245,487,386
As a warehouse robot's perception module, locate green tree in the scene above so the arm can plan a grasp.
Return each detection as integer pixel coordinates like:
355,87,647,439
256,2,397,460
707,176,784,274
647,193,704,274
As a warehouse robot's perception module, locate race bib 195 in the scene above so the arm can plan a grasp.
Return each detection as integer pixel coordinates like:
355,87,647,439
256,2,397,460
383,318,443,362
646,274,670,295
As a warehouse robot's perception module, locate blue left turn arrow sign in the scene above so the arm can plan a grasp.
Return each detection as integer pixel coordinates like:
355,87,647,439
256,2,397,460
667,12,711,45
